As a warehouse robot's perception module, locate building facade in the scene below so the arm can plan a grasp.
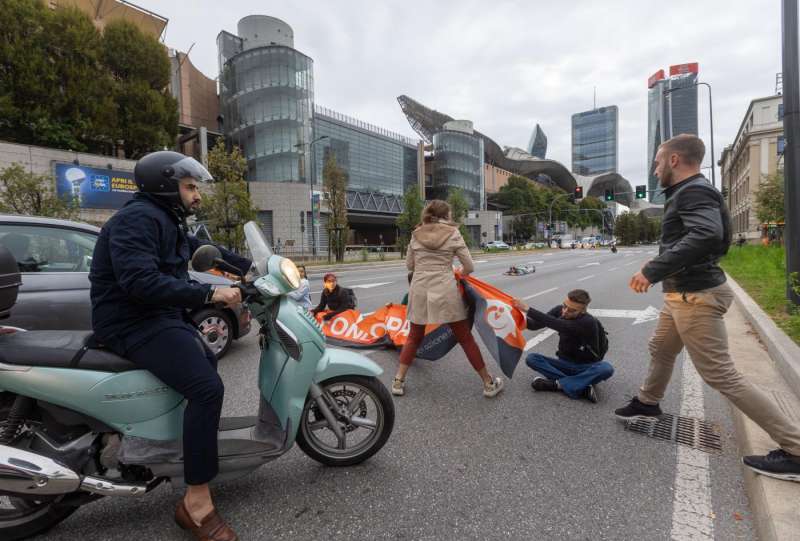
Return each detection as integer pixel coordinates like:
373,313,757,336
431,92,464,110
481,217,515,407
571,106,618,176
647,63,699,203
719,95,784,241
527,124,548,159
431,121,485,210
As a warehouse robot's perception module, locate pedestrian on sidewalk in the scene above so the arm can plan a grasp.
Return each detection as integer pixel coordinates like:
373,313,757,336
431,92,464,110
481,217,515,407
391,200,504,398
512,290,613,403
619,133,800,482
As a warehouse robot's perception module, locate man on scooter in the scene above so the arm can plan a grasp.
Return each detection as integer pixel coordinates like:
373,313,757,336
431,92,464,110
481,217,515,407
90,151,251,541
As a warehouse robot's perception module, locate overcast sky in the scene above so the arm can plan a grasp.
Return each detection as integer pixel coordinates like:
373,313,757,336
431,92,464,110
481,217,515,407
140,0,782,186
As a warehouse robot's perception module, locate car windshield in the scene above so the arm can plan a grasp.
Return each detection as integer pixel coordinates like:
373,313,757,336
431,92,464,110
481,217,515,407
243,221,273,276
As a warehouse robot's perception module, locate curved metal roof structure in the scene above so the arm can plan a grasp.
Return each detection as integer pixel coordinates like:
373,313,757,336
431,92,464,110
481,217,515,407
574,172,635,207
398,95,577,193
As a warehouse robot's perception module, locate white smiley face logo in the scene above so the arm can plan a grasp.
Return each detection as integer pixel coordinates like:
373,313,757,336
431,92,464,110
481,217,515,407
484,300,517,339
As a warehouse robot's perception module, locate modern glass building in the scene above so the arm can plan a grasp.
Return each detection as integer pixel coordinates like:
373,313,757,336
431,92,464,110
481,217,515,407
571,106,618,176
217,16,314,184
312,105,419,196
647,63,699,203
527,123,548,159
431,121,485,210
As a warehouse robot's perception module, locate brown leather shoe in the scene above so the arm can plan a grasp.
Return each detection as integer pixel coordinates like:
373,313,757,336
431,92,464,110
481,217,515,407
175,500,238,541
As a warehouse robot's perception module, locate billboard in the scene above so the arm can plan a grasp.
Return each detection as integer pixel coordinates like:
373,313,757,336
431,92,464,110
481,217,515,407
647,69,665,88
54,162,137,209
669,62,699,76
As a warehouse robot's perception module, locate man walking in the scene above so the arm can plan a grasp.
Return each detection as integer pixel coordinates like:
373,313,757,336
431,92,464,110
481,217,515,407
618,134,800,482
513,289,613,403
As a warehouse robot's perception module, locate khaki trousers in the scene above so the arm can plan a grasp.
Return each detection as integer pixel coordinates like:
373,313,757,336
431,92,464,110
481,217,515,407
639,282,800,456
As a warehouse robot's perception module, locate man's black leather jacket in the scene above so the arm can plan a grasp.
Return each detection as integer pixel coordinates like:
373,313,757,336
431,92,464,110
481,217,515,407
641,174,732,293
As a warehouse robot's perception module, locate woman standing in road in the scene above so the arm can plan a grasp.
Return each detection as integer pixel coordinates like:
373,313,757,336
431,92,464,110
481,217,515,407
391,200,504,398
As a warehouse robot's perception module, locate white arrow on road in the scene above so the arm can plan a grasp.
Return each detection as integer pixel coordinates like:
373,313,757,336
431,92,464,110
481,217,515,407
350,281,394,289
578,262,600,268
590,306,660,325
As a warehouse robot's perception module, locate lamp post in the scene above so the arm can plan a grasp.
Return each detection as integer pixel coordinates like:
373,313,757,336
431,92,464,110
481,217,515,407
295,135,329,256
547,192,573,242
664,82,716,190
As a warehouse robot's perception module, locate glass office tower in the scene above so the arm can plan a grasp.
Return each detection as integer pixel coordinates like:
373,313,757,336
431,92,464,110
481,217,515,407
571,106,618,176
432,121,485,210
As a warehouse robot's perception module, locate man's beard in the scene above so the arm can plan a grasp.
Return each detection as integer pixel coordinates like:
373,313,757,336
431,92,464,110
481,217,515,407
658,164,673,188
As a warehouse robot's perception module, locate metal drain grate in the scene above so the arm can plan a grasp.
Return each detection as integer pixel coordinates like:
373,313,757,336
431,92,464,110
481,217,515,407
624,414,722,454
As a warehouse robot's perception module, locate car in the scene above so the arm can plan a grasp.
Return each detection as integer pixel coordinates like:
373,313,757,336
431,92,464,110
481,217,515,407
580,237,598,249
0,214,251,358
523,241,547,249
485,240,511,250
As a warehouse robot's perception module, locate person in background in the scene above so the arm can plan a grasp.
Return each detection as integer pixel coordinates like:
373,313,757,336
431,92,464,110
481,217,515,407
391,199,504,398
288,265,311,310
311,273,355,321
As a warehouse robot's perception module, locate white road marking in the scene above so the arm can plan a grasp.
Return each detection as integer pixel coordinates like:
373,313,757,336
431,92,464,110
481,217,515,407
474,260,488,263
670,352,714,540
608,267,619,271
623,261,638,267
351,281,394,289
577,274,595,282
590,306,660,325
524,329,556,351
578,262,600,268
522,287,559,300
544,253,554,257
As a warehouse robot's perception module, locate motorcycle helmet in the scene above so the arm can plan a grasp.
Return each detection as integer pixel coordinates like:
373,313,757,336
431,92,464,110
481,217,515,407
133,151,213,212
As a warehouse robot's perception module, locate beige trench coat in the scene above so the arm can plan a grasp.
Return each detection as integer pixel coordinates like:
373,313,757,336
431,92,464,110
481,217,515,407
406,223,474,325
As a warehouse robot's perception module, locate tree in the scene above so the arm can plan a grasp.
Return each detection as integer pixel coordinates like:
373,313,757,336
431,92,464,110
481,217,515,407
396,185,424,256
323,154,348,262
446,188,471,246
102,20,178,159
200,143,257,253
0,164,78,220
614,212,639,245
755,171,784,225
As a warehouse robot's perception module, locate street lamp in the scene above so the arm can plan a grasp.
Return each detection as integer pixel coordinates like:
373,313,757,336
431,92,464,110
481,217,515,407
547,192,573,241
663,82,716,190
295,135,329,255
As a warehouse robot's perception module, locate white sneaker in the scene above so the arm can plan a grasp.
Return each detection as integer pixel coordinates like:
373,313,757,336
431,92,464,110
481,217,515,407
483,376,505,398
391,378,405,396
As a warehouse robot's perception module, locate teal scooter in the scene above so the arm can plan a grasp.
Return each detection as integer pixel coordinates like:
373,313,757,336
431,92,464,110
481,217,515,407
0,221,394,540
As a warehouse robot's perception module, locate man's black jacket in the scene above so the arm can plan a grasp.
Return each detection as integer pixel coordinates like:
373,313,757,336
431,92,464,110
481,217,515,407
89,193,251,355
642,174,731,292
312,285,355,318
526,305,600,364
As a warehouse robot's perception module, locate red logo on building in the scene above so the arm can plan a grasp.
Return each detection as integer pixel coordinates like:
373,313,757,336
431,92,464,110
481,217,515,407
648,69,665,88
669,63,699,76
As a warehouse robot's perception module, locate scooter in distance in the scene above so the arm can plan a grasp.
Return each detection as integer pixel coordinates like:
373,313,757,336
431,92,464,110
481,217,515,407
0,221,395,540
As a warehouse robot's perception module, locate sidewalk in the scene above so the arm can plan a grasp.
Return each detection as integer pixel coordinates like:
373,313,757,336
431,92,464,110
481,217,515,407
725,287,800,541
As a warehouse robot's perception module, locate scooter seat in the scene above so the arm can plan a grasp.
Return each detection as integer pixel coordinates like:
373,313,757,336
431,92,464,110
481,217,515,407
0,330,137,373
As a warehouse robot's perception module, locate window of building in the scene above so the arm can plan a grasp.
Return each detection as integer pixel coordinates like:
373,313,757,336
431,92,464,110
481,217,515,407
778,136,785,155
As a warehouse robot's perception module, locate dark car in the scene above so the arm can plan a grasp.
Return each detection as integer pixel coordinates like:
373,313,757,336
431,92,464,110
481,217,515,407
0,214,250,358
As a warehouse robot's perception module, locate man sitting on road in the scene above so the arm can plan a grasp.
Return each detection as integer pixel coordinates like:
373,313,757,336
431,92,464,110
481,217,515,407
311,272,356,321
513,289,613,403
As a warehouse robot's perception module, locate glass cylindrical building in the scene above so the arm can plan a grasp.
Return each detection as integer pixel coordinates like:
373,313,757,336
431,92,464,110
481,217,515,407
218,16,314,183
432,121,485,210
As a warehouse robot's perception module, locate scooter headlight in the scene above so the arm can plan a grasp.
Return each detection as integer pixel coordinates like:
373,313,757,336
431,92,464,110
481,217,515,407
280,258,301,290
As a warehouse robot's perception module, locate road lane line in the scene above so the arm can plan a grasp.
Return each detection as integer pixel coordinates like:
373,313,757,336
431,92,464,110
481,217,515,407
577,274,595,282
524,329,556,351
670,352,714,540
623,261,638,267
522,287,558,300
608,267,619,271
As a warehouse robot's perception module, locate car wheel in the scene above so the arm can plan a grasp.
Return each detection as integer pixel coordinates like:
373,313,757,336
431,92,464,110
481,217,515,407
193,309,233,359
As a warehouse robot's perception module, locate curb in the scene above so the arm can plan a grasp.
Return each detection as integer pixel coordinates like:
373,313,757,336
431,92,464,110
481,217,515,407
726,274,800,400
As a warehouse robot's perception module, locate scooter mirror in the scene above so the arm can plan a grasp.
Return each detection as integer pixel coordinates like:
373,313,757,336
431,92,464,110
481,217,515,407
192,245,222,272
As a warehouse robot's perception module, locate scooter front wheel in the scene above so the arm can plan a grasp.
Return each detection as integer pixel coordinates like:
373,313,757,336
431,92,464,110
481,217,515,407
296,375,394,467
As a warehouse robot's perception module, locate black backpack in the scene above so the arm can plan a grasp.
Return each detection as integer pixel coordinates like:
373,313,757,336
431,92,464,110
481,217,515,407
344,287,357,309
585,318,609,362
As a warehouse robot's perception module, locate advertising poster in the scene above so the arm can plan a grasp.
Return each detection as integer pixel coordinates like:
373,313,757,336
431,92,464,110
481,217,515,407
54,162,137,209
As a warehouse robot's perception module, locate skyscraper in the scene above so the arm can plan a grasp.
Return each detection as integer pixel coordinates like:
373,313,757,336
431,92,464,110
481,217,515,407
571,106,618,176
647,63,699,203
527,124,548,158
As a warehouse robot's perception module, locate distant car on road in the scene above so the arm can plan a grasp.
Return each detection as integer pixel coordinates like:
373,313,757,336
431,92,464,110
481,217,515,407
524,241,547,249
485,240,511,250
0,214,251,358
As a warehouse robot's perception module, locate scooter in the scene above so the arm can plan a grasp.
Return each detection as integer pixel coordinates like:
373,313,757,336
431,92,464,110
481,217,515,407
0,221,395,540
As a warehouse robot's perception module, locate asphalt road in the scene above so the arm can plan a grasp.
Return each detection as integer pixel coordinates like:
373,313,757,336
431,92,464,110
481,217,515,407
44,248,755,540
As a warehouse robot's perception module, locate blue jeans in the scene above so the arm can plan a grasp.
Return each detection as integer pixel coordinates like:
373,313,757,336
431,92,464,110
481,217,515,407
526,353,614,399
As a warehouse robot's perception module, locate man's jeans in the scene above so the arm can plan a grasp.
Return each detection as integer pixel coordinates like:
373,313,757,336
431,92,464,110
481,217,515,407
639,282,800,456
526,353,614,398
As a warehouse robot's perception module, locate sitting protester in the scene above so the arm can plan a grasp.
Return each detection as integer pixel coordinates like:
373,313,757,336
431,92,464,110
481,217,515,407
311,273,355,321
512,289,613,403
287,265,312,310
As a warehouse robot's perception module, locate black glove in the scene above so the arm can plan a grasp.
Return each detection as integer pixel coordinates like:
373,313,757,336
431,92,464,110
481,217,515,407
322,312,336,321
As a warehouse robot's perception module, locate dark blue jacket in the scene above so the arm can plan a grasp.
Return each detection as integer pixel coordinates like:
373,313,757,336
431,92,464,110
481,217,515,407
90,193,251,355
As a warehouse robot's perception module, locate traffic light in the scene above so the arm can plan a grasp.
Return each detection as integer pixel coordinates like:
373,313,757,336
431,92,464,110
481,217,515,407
635,185,647,199
604,189,614,201
573,186,583,200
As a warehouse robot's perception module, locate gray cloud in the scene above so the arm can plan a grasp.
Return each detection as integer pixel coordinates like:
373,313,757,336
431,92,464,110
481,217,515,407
144,0,781,185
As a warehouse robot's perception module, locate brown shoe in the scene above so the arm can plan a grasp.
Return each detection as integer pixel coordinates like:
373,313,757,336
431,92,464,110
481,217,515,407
175,500,238,541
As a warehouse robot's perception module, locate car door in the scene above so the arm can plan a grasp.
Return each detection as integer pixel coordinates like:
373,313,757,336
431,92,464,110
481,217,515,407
0,223,97,330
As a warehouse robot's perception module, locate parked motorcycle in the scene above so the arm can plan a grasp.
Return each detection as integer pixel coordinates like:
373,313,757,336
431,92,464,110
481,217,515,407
0,221,394,540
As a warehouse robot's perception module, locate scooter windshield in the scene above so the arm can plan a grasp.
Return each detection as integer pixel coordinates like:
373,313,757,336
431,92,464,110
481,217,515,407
243,221,273,276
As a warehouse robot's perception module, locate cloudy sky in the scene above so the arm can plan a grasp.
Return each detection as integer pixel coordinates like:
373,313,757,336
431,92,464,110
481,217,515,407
140,0,782,185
